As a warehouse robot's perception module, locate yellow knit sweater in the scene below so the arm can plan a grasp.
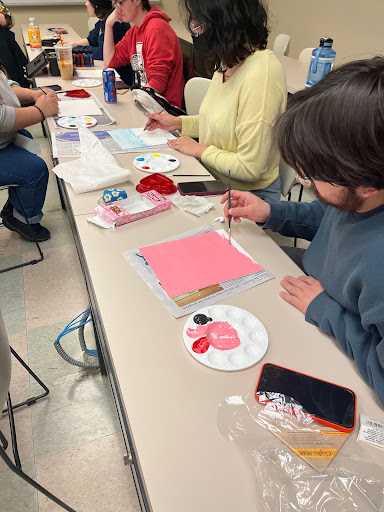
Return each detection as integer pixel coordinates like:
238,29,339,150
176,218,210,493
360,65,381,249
181,49,287,191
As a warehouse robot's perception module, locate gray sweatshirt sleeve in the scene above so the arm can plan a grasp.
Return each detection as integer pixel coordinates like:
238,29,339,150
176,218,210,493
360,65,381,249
262,199,327,241
306,291,384,407
0,77,20,132
0,102,16,132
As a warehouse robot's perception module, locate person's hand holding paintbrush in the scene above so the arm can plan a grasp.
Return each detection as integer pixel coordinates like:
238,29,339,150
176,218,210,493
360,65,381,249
221,189,271,224
143,108,180,132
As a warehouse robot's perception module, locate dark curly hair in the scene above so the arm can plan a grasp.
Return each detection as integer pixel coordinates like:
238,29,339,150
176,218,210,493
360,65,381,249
273,57,384,190
179,0,269,72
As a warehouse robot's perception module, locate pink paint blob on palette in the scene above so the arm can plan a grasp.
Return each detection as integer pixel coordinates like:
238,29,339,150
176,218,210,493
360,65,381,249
183,306,268,371
187,321,241,351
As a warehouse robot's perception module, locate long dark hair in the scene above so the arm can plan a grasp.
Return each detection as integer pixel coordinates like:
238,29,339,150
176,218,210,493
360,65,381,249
179,0,269,72
274,57,384,190
90,1,112,20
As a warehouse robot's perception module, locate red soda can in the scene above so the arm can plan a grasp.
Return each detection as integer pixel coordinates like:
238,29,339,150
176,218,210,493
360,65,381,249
103,68,117,103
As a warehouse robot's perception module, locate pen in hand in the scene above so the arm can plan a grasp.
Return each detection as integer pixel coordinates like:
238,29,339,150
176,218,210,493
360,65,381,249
228,170,231,245
143,107,165,132
39,87,47,95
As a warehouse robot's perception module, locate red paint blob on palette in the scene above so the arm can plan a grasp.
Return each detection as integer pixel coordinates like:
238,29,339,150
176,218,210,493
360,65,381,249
142,166,150,170
192,337,210,354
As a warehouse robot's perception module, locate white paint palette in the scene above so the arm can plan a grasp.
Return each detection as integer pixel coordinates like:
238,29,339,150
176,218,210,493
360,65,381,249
72,79,102,88
133,153,180,173
183,305,268,371
57,116,97,129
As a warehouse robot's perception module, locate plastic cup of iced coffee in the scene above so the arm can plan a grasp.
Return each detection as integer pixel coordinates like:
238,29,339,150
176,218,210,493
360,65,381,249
55,45,73,80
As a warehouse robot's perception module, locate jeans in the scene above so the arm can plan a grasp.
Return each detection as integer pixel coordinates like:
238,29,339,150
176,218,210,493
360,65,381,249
250,175,281,204
0,130,48,224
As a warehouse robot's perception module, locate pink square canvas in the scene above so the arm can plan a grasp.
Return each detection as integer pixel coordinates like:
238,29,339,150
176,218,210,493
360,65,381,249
139,231,263,297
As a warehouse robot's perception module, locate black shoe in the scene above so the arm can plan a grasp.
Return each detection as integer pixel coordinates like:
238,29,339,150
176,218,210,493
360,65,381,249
0,199,13,221
3,215,50,242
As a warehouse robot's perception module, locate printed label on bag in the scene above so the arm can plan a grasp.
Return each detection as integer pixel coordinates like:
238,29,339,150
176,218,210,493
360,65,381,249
358,414,384,450
292,447,338,459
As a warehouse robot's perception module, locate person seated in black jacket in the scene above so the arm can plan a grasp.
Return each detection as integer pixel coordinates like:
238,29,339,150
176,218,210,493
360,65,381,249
71,0,132,85
0,1,29,87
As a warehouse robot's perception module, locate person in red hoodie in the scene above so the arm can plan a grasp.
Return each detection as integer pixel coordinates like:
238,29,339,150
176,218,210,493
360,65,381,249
103,0,184,108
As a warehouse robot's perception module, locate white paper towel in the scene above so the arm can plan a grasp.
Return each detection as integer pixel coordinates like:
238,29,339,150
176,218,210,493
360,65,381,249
52,127,132,194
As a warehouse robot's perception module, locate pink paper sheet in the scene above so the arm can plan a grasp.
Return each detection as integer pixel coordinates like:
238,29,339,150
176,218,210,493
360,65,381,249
139,231,263,297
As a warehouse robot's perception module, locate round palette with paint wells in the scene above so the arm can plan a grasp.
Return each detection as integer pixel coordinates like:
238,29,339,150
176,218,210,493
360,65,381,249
72,79,102,88
57,116,97,129
133,153,180,174
183,305,268,371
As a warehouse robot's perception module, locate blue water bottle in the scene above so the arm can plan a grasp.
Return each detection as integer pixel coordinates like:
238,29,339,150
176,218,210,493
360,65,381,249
305,37,336,88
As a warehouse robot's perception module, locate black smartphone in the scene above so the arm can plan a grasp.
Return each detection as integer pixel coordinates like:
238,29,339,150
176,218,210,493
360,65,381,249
45,85,62,91
255,363,356,432
177,180,228,196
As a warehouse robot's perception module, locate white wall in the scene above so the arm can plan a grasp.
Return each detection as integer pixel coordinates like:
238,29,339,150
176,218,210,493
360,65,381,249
10,5,89,48
11,0,383,64
161,0,384,64
267,0,384,64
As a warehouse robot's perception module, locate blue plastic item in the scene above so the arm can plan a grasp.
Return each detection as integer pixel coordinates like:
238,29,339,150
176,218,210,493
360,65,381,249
305,37,336,88
102,188,127,203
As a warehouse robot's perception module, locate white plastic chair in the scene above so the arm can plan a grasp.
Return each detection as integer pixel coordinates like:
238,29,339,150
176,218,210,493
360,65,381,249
273,34,290,56
184,77,211,115
298,47,315,66
88,17,98,32
279,159,297,198
279,159,304,247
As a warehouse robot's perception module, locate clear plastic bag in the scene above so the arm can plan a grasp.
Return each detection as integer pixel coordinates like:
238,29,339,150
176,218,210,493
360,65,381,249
217,394,384,511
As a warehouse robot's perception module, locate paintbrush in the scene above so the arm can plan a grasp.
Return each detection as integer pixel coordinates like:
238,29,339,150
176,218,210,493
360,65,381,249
143,107,165,133
228,169,231,245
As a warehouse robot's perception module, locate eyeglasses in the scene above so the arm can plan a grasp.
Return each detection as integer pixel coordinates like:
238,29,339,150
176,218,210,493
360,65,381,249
295,173,312,188
189,21,205,37
112,0,128,8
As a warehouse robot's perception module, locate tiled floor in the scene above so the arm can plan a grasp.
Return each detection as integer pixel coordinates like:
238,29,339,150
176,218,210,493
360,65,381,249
0,125,141,512
0,124,314,512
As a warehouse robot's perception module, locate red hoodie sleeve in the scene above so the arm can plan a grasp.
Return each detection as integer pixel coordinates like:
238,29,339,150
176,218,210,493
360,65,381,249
143,25,177,95
108,30,132,69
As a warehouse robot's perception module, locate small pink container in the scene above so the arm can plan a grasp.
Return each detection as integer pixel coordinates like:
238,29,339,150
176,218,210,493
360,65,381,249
94,190,171,226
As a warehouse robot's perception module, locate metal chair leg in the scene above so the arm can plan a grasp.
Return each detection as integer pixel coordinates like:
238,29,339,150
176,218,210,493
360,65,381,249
0,186,44,274
41,121,48,138
293,185,304,247
0,439,76,512
6,393,21,470
2,347,49,415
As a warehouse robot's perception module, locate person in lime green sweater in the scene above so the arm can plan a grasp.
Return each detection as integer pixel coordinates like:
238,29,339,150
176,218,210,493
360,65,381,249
145,0,287,202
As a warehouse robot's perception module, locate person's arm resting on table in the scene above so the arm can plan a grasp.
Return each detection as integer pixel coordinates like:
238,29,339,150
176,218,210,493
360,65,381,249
71,38,90,47
221,191,384,405
306,283,384,407
72,23,101,59
0,86,59,131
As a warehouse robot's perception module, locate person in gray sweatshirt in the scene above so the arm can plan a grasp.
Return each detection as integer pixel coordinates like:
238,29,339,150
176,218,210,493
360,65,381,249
0,68,58,241
221,57,384,408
